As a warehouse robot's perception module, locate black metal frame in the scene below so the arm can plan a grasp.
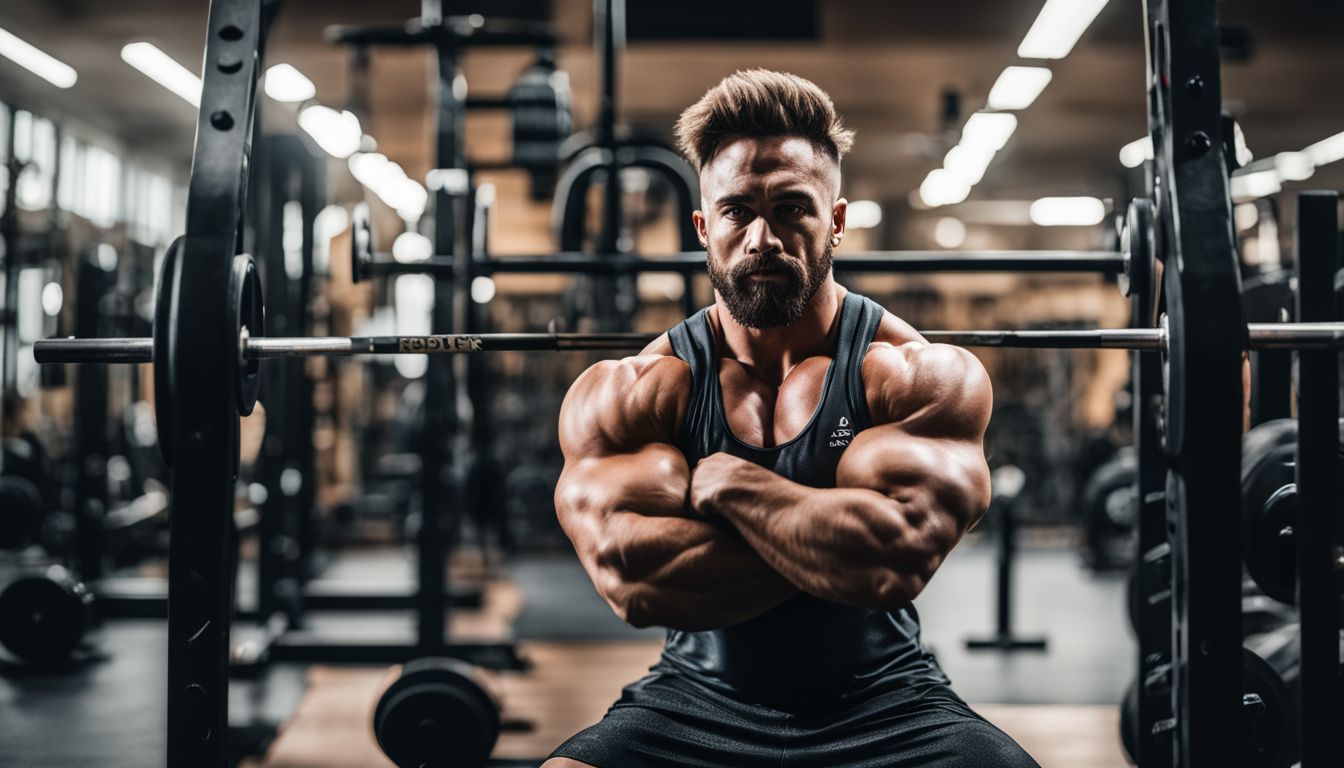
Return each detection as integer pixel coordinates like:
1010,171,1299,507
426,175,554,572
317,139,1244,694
163,0,261,763
1144,2,1247,765
1291,191,1340,767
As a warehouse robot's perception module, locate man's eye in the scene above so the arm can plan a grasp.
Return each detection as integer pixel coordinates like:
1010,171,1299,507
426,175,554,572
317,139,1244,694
724,206,748,219
779,204,805,216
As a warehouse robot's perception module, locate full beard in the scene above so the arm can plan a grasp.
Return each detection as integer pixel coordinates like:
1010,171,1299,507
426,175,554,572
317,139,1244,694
707,241,834,329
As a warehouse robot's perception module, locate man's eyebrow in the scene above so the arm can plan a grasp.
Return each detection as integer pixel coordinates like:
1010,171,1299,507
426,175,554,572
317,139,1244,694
713,189,817,206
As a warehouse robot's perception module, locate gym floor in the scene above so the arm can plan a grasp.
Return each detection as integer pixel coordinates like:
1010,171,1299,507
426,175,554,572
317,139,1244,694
0,538,1132,767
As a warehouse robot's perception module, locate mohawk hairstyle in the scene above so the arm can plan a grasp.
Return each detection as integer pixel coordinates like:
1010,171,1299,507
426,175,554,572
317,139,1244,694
674,69,855,170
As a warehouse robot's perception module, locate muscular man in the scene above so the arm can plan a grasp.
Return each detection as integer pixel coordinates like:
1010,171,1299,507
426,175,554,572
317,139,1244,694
544,70,1038,768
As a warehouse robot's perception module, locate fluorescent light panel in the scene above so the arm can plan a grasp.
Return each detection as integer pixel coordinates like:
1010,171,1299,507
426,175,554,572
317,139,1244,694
0,26,77,88
265,63,316,103
121,43,201,107
1029,197,1105,226
920,169,971,208
1304,130,1344,167
846,200,883,230
1119,136,1153,168
1018,0,1110,60
943,144,996,185
348,151,428,220
960,112,1018,151
934,217,967,248
300,105,362,159
987,66,1053,110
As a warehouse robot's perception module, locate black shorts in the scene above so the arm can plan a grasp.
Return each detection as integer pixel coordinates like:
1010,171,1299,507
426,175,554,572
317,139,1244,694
550,665,1040,768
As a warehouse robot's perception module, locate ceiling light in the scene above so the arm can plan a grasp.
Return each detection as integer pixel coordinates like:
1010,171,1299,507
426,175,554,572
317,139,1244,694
348,151,428,221
847,200,883,230
1233,122,1254,167
264,63,316,103
41,282,63,316
0,26,77,89
920,169,971,208
1303,130,1344,167
1119,136,1153,168
954,200,1035,226
960,112,1018,152
943,144,996,185
1230,170,1281,201
392,232,433,263
934,217,967,248
1233,202,1259,232
1029,196,1106,226
471,276,497,304
1017,0,1110,60
121,42,201,107
1273,151,1314,182
300,105,362,158
986,66,1053,110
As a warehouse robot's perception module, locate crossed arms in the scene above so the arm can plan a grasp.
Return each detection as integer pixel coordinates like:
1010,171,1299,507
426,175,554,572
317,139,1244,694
554,338,992,632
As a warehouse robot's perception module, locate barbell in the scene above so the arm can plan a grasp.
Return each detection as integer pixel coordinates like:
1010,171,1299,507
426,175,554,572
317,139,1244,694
32,320,1344,365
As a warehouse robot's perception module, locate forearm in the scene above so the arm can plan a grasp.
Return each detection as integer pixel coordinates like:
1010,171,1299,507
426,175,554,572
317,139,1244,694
709,463,930,610
589,511,797,630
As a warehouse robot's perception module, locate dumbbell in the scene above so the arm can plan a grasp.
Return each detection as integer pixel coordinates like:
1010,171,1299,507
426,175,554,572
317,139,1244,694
0,565,94,666
373,657,501,768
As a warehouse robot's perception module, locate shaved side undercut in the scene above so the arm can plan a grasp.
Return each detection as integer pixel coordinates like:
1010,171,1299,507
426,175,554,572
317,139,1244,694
674,69,855,170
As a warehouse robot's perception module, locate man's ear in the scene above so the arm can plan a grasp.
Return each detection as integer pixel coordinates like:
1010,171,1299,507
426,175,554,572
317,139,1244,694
692,210,709,247
831,199,848,247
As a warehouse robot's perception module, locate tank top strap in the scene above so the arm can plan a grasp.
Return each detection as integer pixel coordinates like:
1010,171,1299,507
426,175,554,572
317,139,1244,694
667,308,717,455
829,291,885,431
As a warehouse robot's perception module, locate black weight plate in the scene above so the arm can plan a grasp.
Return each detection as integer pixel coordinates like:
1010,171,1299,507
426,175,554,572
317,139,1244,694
1239,418,1344,604
1121,198,1155,302
229,254,263,416
0,567,93,665
1082,452,1137,569
1118,677,1139,764
0,474,43,551
1240,647,1298,768
373,657,500,768
154,238,184,466
351,202,372,284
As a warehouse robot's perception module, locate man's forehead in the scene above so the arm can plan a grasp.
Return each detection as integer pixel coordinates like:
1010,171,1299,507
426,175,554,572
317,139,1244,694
703,136,838,199
710,135,829,173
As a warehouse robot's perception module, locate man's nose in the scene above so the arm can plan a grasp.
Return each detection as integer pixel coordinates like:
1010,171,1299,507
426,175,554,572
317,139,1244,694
745,215,783,256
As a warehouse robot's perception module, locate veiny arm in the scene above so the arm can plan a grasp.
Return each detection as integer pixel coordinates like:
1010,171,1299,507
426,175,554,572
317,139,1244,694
692,342,992,611
555,348,796,631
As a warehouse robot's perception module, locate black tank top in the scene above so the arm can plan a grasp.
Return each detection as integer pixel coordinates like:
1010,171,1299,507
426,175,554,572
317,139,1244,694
662,291,947,707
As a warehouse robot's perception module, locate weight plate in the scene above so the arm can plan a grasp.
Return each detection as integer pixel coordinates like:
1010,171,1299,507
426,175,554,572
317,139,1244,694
1082,452,1137,570
229,254,263,416
0,474,43,550
1240,647,1298,768
0,567,93,665
1121,198,1155,302
1239,418,1344,604
154,238,184,466
373,657,501,768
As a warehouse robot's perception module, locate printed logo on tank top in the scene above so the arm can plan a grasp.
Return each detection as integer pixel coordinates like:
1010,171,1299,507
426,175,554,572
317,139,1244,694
828,415,853,448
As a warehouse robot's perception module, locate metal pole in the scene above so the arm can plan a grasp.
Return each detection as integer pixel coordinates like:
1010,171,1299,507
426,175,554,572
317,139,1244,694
1292,190,1341,767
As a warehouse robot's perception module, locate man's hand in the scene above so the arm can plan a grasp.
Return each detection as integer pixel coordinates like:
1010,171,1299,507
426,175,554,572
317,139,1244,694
689,452,757,517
